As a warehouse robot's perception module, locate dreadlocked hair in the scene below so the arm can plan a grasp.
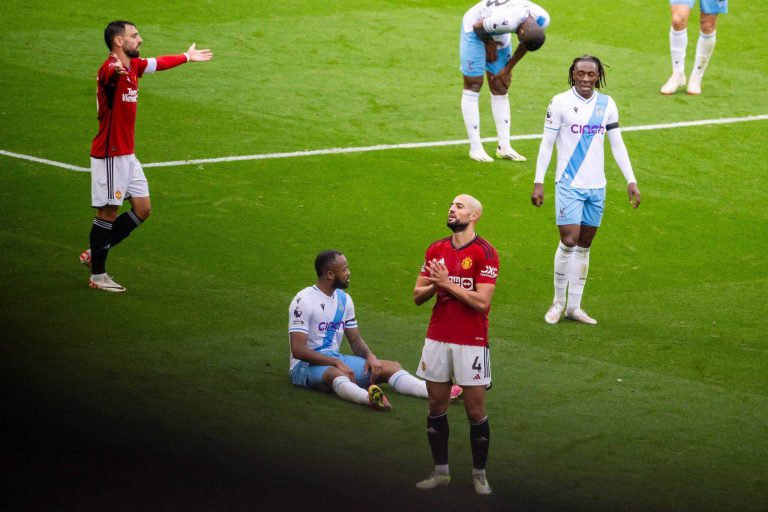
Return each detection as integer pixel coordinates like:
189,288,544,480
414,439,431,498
568,55,607,89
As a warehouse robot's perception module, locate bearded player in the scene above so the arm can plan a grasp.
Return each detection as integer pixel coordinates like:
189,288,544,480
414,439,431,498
289,250,461,411
80,20,212,292
413,194,499,495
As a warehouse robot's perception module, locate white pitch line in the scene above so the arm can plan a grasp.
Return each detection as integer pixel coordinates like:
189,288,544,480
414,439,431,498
2,114,767,172
0,149,89,172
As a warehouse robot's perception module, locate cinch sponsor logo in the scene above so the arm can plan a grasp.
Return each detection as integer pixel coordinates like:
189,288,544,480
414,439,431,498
122,88,138,103
571,124,604,135
449,275,474,290
318,321,345,332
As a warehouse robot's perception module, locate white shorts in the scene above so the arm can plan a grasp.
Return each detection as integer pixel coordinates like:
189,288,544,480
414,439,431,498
417,338,491,387
91,155,149,207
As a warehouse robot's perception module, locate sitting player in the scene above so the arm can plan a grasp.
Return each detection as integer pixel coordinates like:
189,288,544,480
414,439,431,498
289,250,461,410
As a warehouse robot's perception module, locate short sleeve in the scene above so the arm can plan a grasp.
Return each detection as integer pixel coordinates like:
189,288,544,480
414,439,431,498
482,4,528,34
288,294,308,333
420,244,437,277
475,246,499,285
134,58,149,77
344,294,358,329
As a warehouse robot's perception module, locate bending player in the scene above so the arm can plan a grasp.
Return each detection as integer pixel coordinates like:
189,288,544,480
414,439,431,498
459,0,549,162
289,250,461,410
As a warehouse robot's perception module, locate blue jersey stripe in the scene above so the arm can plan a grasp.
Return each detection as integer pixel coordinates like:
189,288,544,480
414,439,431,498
561,93,610,186
317,290,347,352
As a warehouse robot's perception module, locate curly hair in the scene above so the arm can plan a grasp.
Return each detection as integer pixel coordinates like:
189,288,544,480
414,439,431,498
568,55,607,89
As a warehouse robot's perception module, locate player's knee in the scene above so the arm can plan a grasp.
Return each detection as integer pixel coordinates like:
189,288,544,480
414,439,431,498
135,205,151,220
671,14,688,31
560,235,578,248
387,360,403,372
700,18,717,34
464,76,483,93
466,405,486,423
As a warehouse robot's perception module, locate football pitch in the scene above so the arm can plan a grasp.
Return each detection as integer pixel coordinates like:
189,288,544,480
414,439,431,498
1,1,766,510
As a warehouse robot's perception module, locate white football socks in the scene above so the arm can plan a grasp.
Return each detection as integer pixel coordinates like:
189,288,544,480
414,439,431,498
691,31,716,79
567,246,591,312
388,369,428,398
461,90,483,152
669,27,687,75
332,375,369,406
490,93,512,153
553,242,575,306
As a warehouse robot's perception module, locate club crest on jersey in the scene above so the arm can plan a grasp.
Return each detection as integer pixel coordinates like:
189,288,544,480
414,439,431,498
595,106,604,116
421,361,426,371
115,191,122,200
462,257,473,270
480,265,498,278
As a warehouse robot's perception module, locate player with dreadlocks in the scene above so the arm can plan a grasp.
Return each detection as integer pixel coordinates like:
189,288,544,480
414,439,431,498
530,55,641,325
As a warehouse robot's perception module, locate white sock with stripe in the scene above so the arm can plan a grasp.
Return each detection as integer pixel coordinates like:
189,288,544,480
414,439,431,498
388,369,428,398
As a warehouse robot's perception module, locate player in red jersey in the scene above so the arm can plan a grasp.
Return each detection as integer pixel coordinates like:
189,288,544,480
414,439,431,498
413,194,499,495
81,20,212,292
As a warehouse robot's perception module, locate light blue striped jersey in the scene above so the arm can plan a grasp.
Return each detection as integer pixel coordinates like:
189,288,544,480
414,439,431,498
288,285,357,371
543,87,619,189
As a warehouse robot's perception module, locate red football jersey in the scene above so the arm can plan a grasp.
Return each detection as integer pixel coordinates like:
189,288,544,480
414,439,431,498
90,56,149,158
420,235,499,346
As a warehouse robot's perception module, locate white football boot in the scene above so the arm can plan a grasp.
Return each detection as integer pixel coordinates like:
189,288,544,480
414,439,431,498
660,72,686,95
544,302,565,324
687,74,703,95
472,472,493,495
565,308,597,325
469,148,494,162
496,147,527,161
88,274,126,293
416,471,451,490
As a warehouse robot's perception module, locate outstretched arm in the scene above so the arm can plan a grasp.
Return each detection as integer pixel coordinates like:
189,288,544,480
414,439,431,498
184,43,213,62
607,128,641,208
146,43,213,73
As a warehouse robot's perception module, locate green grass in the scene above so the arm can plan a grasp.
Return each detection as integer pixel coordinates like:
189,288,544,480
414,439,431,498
1,1,767,511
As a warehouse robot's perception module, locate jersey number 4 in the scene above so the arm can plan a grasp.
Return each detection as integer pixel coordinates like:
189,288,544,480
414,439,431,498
472,356,482,372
